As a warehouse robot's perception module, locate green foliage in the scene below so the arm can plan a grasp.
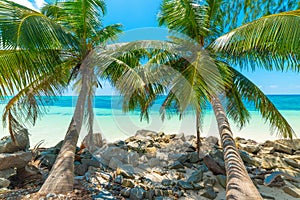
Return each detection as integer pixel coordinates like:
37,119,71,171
0,0,122,139
212,10,300,71
158,0,298,138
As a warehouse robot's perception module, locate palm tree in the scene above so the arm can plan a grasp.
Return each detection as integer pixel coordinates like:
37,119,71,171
157,0,299,199
0,0,122,194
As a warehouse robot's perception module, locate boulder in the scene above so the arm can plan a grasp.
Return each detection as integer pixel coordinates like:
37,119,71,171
0,151,32,170
40,153,57,169
135,130,157,138
101,147,127,162
109,157,123,170
130,187,146,200
81,133,103,153
127,152,139,167
0,178,10,188
148,158,160,168
205,136,219,146
0,129,30,153
273,143,294,155
276,139,300,150
239,150,259,166
216,175,227,188
283,158,300,169
203,155,225,175
0,168,16,179
201,187,217,199
187,170,203,183
283,186,300,198
120,188,131,198
169,161,184,169
93,190,115,200
177,180,193,190
239,143,261,154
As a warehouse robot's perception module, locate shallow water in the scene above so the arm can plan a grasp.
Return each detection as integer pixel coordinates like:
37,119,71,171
0,95,299,147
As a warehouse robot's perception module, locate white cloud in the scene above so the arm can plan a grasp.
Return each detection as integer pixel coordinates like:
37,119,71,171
9,0,46,11
34,0,46,8
269,85,278,89
9,0,36,10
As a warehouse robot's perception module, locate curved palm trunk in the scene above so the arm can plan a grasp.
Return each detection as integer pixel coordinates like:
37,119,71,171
39,63,91,194
210,95,262,200
196,110,201,153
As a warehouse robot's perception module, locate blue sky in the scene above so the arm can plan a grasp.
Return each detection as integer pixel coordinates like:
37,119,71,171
13,0,300,95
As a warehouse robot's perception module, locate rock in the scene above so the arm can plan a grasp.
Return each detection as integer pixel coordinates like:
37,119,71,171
203,155,225,175
101,147,127,162
283,186,300,198
239,150,258,166
264,171,300,186
161,179,173,186
204,177,217,188
273,143,294,155
177,180,193,190
146,147,157,158
261,157,278,170
121,188,131,197
216,175,227,188
109,157,123,170
169,161,184,169
145,190,155,200
177,154,189,163
93,190,115,200
0,168,16,179
74,163,88,176
127,152,139,167
283,158,300,169
46,193,57,198
130,187,146,200
135,129,157,138
174,133,186,142
17,165,42,180
239,143,260,154
82,133,103,153
205,136,219,145
0,178,10,188
116,166,135,179
114,175,123,185
0,129,30,153
122,179,135,188
276,139,300,150
263,140,275,147
148,158,160,168
189,152,200,163
201,187,217,199
81,158,100,168
40,153,57,169
264,174,285,187
187,170,203,183
0,151,32,170
198,164,209,172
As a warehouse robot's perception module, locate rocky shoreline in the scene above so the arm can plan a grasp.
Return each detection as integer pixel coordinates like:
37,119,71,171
0,129,300,199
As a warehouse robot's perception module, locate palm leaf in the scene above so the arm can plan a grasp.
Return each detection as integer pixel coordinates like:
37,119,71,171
212,10,300,71
229,66,295,138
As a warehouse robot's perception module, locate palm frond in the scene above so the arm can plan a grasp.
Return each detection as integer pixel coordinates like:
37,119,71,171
0,0,74,50
212,10,300,71
158,0,210,44
2,64,69,140
91,24,123,45
229,67,295,138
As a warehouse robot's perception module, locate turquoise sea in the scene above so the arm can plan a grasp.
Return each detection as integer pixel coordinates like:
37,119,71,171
0,95,299,147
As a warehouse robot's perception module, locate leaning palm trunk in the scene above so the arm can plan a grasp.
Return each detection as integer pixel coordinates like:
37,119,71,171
39,63,91,194
196,110,201,153
211,95,262,200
